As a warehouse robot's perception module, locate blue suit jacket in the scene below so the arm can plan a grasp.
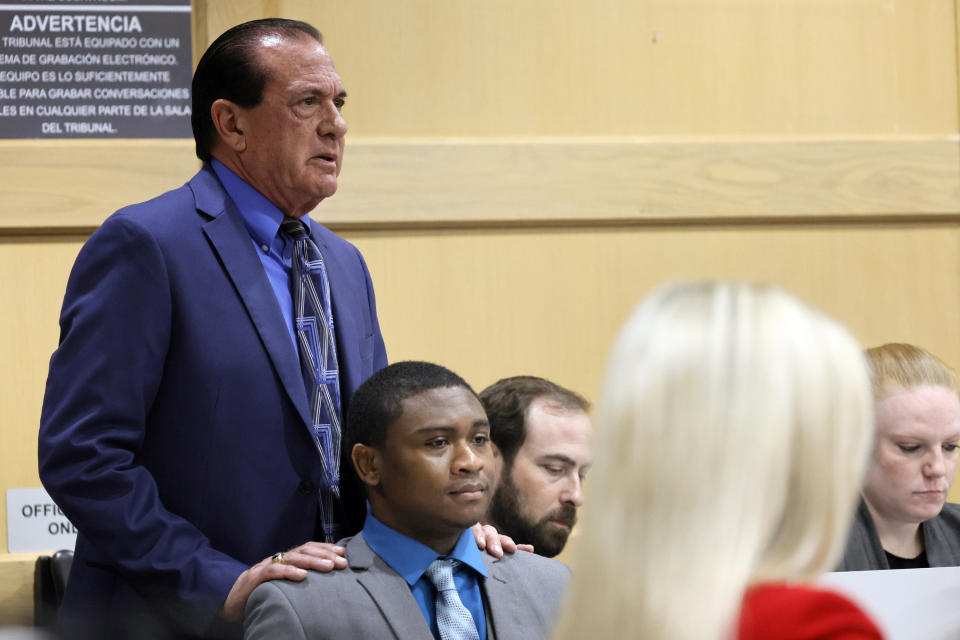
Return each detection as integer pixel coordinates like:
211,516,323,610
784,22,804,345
38,165,388,638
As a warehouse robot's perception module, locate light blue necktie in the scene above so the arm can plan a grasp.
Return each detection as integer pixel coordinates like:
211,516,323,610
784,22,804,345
281,217,342,542
425,558,480,640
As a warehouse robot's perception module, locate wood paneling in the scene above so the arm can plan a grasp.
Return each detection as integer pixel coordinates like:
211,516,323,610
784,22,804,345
2,137,958,230
0,553,41,626
0,141,198,231
349,223,960,406
285,0,958,137
0,238,82,539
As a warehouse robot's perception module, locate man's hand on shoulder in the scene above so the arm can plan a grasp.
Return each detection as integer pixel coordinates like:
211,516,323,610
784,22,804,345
220,541,348,621
471,522,535,558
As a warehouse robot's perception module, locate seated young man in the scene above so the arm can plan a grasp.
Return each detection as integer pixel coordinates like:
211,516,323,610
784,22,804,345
244,361,570,640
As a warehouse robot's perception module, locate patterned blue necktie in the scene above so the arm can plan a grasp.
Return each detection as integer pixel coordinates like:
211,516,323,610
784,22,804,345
425,558,480,640
281,217,342,543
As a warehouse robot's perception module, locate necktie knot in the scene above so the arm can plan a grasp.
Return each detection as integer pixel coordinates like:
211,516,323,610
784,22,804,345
426,558,459,593
280,216,309,240
425,558,479,640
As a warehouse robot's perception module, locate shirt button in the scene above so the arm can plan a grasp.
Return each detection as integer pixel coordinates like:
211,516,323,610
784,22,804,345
260,244,269,253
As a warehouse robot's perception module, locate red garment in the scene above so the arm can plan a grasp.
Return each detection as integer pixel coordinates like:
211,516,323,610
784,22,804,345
738,583,883,639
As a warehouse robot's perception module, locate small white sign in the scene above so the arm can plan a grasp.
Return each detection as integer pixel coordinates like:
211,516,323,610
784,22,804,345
6,487,77,553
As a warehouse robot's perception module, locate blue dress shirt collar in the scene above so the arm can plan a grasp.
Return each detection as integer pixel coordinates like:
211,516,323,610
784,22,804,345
210,158,314,240
363,512,488,585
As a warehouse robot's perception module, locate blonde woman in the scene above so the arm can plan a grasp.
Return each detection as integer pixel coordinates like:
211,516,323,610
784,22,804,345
838,343,960,570
553,282,881,640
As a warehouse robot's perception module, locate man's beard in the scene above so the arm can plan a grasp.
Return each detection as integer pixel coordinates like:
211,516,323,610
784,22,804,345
488,471,577,558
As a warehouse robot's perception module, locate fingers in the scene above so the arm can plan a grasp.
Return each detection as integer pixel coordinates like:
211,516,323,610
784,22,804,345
291,541,347,558
476,523,504,558
219,542,349,621
255,557,310,582
516,543,535,553
471,522,524,557
496,532,518,554
471,522,486,550
279,542,347,573
220,558,308,621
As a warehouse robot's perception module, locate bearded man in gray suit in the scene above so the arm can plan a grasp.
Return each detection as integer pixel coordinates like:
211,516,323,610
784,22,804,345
244,361,569,640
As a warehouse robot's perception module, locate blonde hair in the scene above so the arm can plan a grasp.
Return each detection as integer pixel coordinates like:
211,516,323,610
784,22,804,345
865,342,959,400
553,282,874,640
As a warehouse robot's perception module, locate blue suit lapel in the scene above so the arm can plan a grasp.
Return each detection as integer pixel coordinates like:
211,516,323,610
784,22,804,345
191,168,314,432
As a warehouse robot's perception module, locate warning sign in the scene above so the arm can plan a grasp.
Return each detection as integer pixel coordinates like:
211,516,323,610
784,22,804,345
0,0,192,138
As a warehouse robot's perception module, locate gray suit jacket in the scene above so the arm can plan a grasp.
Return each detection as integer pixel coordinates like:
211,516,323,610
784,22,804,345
244,533,569,640
837,498,960,570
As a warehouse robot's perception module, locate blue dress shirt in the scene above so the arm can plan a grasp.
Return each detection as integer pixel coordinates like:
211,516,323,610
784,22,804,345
211,158,316,351
363,513,488,640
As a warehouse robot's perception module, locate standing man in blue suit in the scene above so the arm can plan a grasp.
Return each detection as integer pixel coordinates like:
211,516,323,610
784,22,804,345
38,19,387,639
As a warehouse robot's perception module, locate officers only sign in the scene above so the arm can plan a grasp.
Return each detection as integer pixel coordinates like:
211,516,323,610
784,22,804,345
7,487,76,552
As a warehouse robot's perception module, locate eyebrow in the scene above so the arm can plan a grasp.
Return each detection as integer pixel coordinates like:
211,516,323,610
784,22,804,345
297,88,347,100
413,421,489,433
889,432,960,441
536,454,578,466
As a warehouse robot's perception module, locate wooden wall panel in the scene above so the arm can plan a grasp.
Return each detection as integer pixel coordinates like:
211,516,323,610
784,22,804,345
269,0,958,137
0,553,41,626
3,138,958,230
0,141,198,231
350,223,960,403
320,138,960,223
0,238,82,514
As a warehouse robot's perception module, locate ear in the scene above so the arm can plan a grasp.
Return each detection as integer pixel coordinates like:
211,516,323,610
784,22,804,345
351,443,381,489
210,98,247,153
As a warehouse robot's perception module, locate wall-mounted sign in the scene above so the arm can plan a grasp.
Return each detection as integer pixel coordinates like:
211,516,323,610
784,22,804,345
0,0,192,138
7,487,76,553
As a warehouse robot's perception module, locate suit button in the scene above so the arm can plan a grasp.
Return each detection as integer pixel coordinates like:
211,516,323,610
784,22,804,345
298,480,317,495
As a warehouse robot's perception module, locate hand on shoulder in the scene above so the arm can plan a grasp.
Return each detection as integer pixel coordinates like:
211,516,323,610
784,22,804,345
221,541,347,621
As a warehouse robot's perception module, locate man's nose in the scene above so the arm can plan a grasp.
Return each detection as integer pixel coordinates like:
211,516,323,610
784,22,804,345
454,442,484,473
560,474,584,507
319,103,347,138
